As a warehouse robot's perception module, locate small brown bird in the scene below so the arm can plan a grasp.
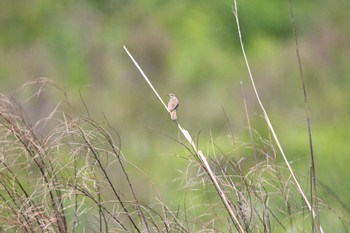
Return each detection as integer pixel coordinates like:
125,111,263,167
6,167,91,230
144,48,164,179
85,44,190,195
167,93,179,120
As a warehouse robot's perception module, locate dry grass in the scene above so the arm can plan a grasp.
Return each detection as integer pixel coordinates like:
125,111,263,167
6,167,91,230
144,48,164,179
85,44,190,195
0,79,185,232
0,79,349,232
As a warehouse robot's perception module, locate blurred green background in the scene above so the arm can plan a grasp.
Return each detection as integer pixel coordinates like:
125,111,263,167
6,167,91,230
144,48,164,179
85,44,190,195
1,0,350,227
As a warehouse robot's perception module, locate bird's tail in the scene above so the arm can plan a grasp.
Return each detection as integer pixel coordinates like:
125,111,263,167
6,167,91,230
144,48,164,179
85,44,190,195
170,111,177,120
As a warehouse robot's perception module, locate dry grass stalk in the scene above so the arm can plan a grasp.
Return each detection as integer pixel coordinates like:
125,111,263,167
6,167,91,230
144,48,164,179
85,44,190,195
124,46,245,232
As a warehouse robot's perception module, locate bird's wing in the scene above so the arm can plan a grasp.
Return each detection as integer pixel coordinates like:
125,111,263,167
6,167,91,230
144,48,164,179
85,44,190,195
168,102,179,112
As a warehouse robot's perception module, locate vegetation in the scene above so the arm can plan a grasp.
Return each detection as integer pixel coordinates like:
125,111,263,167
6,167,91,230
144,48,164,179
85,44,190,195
0,0,350,232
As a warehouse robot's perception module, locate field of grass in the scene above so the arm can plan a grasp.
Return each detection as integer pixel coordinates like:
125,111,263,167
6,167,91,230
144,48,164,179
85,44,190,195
1,0,350,232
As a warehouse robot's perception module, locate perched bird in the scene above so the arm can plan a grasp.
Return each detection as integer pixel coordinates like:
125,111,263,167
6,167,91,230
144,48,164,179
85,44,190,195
167,93,179,120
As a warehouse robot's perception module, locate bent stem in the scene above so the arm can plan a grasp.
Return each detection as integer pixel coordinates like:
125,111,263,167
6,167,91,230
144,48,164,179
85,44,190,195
232,1,323,232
